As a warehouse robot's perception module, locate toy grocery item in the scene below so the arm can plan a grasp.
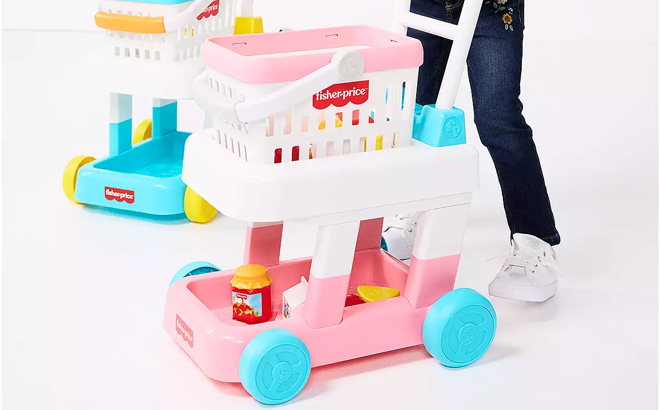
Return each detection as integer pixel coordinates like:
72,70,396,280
344,294,366,307
282,277,308,319
357,286,400,303
165,0,495,405
231,264,273,324
63,0,263,223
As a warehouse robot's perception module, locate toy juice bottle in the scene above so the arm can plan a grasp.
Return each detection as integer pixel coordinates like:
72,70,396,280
230,264,273,325
282,277,308,319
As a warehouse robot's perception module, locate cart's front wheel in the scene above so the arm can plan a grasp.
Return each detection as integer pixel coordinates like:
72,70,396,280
170,261,219,286
184,187,217,223
423,288,496,368
63,155,95,203
240,329,311,405
132,119,152,145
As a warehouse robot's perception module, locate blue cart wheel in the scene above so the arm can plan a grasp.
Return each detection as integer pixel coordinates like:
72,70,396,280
170,261,219,286
380,236,388,252
240,329,311,405
423,288,496,368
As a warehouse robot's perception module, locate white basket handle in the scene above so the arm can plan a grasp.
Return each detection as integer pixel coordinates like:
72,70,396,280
193,50,365,124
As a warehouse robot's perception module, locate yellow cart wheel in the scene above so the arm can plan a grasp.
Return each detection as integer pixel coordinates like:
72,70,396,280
184,187,217,223
63,155,96,203
132,119,152,145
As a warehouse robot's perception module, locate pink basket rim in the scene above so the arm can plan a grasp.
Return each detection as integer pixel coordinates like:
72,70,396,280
202,25,423,84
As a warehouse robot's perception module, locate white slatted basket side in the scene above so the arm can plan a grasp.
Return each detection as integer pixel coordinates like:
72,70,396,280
100,0,234,64
207,67,420,165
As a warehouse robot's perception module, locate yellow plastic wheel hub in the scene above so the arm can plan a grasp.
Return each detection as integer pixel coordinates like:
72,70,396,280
357,286,400,303
184,187,217,223
133,119,152,145
63,155,96,203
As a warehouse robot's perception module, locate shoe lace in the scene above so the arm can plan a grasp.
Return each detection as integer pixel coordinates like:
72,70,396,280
383,214,416,232
488,246,561,277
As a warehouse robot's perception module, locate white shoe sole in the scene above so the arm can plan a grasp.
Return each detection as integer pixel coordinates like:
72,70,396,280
488,280,558,303
385,246,413,261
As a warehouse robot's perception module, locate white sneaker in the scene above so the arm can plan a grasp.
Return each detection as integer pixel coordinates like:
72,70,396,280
381,213,419,260
488,233,559,302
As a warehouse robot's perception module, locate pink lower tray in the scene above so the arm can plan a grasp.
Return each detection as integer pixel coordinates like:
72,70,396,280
163,248,430,383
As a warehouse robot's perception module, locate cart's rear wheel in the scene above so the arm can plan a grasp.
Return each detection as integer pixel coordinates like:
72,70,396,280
63,155,95,203
170,261,219,286
184,187,217,223
423,288,496,368
132,119,152,145
240,329,311,405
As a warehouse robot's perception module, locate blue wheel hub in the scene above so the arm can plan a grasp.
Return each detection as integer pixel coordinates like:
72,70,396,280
272,362,292,382
441,305,495,365
423,288,497,368
240,329,311,405
458,323,478,345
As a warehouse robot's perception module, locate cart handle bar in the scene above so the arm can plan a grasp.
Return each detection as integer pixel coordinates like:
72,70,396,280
395,0,481,110
193,50,365,124
95,0,254,34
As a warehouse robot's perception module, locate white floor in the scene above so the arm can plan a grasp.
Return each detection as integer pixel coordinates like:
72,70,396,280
3,31,658,409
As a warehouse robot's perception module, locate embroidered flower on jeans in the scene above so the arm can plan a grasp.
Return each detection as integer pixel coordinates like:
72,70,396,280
502,13,514,31
485,0,515,30
490,0,507,10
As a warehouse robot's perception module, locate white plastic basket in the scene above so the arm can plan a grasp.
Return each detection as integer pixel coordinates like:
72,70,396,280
193,26,424,165
182,1,484,223
97,0,251,64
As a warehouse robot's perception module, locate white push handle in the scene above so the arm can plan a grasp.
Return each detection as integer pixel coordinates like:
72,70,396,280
395,0,481,110
193,50,365,124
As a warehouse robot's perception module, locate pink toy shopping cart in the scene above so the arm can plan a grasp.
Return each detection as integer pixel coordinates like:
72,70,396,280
164,0,495,405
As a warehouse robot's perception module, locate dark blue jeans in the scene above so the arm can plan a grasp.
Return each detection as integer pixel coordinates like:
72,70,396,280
409,0,560,245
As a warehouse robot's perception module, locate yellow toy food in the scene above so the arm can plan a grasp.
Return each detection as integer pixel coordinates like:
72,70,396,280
357,286,400,303
318,115,343,130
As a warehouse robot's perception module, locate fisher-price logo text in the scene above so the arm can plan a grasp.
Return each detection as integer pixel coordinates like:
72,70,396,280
105,187,134,204
176,315,194,348
197,0,219,20
312,80,369,110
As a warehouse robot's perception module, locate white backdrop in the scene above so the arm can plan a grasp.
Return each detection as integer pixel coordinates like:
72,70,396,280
2,0,658,42
3,0,659,407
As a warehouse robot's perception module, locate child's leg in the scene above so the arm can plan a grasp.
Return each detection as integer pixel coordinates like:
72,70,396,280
388,0,561,302
466,0,560,244
465,1,561,301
